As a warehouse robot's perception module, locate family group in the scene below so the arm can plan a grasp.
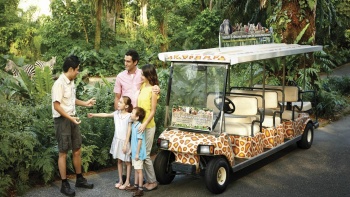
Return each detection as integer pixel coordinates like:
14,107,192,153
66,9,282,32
52,50,160,197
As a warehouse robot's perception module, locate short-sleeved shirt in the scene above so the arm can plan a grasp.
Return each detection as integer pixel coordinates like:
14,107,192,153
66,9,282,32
131,121,146,161
137,83,157,128
52,73,76,118
114,68,143,107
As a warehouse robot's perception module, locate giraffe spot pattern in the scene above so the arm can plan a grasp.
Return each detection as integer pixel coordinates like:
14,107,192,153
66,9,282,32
159,113,309,166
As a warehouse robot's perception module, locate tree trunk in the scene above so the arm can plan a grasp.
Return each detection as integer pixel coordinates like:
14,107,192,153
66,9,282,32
280,0,317,85
281,0,316,45
140,0,148,26
115,0,122,20
159,19,168,52
106,10,116,32
95,0,102,52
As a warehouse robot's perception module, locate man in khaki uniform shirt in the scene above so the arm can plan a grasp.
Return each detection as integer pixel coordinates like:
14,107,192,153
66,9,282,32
52,55,96,197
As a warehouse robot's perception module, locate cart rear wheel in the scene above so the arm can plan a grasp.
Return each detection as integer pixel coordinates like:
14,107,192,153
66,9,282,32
297,122,314,149
204,157,230,194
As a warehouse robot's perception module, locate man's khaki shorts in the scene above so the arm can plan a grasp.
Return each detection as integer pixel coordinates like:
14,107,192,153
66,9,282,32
132,159,144,170
54,116,82,152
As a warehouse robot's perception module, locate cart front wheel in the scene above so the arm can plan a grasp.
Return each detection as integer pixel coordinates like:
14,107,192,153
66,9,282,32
205,157,230,194
154,150,176,184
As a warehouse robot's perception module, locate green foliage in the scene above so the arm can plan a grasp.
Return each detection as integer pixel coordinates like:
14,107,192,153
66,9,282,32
316,0,349,47
307,0,317,11
315,90,347,119
324,76,350,96
81,145,98,173
0,1,21,53
153,68,169,151
312,76,350,119
345,29,350,43
0,128,39,195
76,81,116,170
185,9,221,49
266,1,288,42
0,173,12,197
314,50,337,74
1,65,54,104
294,23,311,44
32,147,56,183
34,67,54,99
319,45,350,69
68,46,124,77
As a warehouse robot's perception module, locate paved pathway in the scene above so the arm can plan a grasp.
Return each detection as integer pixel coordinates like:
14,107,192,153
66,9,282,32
22,115,350,197
320,62,350,78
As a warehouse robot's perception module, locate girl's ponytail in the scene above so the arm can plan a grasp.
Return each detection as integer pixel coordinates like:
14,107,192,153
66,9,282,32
122,96,133,113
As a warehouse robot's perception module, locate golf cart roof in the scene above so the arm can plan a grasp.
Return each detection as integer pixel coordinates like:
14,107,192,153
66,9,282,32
158,43,323,65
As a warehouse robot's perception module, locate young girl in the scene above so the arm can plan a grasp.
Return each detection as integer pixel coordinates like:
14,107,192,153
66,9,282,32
137,64,159,191
87,96,133,190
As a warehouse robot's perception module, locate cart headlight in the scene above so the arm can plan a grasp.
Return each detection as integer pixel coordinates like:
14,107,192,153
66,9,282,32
157,138,169,149
197,145,214,155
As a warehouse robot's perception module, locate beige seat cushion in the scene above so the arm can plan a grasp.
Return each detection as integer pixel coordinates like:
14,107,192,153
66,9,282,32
224,96,260,136
225,115,256,124
282,110,299,120
226,122,260,136
292,101,312,111
253,85,299,102
257,115,281,127
230,89,278,109
230,96,258,116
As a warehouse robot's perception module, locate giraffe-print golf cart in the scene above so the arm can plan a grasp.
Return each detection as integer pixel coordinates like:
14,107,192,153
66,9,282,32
154,43,323,194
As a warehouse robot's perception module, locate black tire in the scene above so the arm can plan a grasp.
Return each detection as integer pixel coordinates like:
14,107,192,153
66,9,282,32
154,150,175,184
204,157,230,194
297,122,314,149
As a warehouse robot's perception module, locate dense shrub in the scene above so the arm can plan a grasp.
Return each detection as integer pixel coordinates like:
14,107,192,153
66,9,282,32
315,90,347,119
0,102,47,195
325,76,350,96
315,76,350,119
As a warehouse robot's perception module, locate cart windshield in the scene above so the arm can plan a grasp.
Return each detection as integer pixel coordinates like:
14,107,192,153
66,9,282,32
166,63,227,132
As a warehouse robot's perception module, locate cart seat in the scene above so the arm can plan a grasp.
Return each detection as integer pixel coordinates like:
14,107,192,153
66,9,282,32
225,96,261,136
260,115,281,127
290,101,312,111
230,89,281,127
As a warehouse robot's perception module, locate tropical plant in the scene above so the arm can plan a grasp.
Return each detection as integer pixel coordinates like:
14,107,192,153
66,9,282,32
324,76,350,96
315,89,347,119
184,9,221,49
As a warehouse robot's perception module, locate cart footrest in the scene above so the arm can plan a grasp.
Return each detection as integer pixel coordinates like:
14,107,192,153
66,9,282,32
171,162,196,174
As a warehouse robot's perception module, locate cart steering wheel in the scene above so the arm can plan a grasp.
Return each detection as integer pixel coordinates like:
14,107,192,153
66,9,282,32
214,96,235,114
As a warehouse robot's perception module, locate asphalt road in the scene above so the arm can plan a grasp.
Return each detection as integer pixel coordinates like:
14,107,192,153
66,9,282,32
22,114,350,197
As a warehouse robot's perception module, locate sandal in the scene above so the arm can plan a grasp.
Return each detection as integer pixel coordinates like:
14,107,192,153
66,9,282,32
115,182,123,189
119,183,130,190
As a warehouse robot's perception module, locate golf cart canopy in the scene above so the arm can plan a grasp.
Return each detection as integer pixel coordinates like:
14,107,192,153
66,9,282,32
158,43,323,65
